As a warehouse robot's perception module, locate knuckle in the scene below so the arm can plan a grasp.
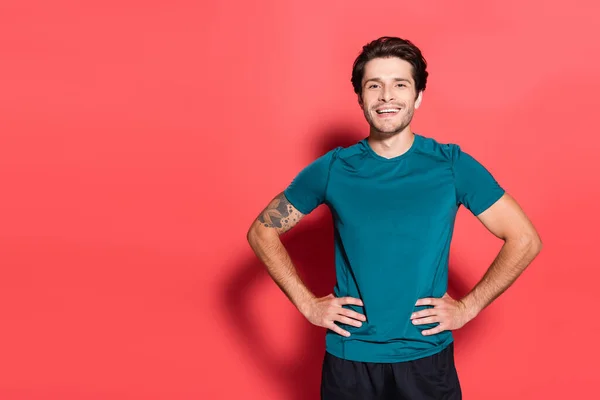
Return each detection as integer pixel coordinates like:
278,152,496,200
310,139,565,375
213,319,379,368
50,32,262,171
334,327,347,336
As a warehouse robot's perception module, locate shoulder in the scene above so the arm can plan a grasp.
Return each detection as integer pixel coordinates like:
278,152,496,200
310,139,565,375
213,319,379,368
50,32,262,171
335,140,365,159
415,134,461,163
300,146,343,171
310,140,366,166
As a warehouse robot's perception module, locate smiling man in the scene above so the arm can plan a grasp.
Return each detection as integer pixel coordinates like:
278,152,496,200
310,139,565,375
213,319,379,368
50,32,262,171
247,36,542,399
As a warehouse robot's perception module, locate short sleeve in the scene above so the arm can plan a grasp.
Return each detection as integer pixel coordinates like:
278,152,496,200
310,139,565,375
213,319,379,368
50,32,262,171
283,148,340,215
452,145,505,216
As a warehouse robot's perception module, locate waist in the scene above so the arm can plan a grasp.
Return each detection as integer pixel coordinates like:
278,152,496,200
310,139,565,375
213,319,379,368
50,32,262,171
325,330,454,363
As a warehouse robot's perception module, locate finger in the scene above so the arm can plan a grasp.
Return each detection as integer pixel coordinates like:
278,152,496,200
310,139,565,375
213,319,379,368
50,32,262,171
415,297,440,307
421,325,446,336
336,315,363,328
410,309,436,319
326,321,350,337
339,308,367,322
337,296,364,307
412,316,439,325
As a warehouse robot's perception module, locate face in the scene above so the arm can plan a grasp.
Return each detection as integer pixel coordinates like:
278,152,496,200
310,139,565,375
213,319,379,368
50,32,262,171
358,57,423,136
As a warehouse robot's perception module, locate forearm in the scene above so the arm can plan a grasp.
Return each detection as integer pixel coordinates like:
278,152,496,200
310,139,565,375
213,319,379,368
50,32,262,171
461,236,542,319
247,228,315,316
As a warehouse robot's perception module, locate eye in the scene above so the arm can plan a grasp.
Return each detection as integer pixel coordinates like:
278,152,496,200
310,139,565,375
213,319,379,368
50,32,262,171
368,84,379,89
396,83,406,87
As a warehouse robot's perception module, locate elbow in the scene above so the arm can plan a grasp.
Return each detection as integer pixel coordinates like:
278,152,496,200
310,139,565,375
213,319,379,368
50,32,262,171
246,227,262,254
529,230,543,254
535,232,543,251
528,238,543,258
247,220,278,248
246,222,260,247
517,231,543,255
533,236,543,255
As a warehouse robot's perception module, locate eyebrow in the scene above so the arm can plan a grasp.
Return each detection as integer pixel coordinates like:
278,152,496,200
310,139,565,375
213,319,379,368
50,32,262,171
364,78,412,85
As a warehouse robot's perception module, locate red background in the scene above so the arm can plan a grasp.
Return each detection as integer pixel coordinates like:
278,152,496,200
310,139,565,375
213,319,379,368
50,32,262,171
1,1,598,399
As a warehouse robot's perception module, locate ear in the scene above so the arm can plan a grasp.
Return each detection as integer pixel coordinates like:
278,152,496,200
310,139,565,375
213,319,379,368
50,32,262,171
415,91,423,109
357,93,364,109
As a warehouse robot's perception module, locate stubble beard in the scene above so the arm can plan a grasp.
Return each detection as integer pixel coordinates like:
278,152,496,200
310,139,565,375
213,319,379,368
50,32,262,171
365,106,415,137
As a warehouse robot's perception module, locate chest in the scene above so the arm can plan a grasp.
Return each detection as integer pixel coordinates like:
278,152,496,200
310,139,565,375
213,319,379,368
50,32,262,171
326,163,458,232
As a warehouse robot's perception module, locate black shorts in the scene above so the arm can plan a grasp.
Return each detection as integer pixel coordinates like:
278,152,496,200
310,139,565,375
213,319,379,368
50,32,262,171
321,342,461,400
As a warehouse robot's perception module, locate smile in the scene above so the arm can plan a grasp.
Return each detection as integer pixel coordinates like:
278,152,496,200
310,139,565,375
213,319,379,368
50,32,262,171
375,108,400,117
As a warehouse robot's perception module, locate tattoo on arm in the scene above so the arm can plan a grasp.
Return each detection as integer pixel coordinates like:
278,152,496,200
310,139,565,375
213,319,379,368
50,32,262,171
257,193,304,234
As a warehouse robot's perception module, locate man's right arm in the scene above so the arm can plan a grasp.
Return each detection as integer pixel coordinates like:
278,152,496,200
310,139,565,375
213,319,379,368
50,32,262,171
246,191,315,315
246,191,365,337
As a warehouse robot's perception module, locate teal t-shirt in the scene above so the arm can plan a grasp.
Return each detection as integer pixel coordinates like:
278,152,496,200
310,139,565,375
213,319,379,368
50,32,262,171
283,133,505,363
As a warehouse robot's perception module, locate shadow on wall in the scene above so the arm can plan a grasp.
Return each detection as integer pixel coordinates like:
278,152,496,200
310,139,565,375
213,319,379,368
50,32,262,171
220,126,491,399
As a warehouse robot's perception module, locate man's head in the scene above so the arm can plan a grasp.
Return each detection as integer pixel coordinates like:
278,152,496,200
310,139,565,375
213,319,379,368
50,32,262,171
351,37,428,135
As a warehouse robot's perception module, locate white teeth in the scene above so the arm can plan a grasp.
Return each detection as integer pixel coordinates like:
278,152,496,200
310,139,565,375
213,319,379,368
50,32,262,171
377,109,399,114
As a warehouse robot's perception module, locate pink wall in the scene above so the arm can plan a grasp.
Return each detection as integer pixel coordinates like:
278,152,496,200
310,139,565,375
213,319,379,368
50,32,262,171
0,1,597,398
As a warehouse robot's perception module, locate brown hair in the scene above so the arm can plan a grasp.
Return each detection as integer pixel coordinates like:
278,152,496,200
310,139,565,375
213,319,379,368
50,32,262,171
351,36,428,99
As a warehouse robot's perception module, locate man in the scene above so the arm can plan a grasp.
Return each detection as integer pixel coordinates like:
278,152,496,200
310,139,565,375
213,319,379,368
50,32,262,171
246,36,542,400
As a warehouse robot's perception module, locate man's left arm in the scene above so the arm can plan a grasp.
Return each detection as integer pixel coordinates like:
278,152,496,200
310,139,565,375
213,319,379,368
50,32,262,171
411,192,543,335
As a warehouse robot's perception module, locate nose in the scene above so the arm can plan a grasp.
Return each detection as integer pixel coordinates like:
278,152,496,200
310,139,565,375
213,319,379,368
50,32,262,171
379,85,395,102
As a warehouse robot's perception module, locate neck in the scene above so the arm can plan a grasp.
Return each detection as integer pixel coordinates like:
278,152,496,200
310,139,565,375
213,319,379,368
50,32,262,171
367,127,415,159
